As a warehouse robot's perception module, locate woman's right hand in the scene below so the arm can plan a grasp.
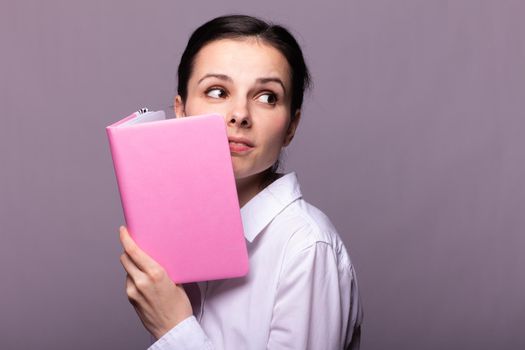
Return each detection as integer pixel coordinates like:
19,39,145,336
118,226,193,340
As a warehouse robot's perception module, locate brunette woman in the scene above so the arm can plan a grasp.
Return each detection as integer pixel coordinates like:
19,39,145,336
119,14,362,350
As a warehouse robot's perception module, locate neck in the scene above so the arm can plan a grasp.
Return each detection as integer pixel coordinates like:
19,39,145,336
236,173,265,208
236,170,283,208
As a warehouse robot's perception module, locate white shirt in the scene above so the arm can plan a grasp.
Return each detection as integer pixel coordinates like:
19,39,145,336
149,172,362,350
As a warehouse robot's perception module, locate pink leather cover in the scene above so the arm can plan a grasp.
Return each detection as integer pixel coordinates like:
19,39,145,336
106,113,249,283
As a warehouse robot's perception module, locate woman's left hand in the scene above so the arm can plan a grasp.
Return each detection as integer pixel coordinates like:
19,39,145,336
118,225,193,339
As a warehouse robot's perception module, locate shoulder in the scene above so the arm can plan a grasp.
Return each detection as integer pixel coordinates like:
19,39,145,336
269,197,353,270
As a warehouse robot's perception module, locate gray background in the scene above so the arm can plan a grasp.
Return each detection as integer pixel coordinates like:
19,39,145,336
1,0,524,349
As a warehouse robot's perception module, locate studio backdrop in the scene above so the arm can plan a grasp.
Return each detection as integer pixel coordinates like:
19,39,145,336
1,1,524,349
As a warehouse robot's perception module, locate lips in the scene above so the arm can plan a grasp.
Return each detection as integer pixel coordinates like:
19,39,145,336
228,136,254,153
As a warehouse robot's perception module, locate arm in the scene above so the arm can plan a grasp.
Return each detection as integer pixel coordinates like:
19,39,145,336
267,242,361,350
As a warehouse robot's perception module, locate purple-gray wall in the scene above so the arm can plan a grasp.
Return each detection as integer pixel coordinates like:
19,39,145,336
1,1,524,349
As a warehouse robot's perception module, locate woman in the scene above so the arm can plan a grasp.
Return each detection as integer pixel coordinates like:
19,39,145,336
119,14,362,349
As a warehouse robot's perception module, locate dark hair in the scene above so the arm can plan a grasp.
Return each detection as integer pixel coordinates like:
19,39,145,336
176,15,311,187
177,14,311,119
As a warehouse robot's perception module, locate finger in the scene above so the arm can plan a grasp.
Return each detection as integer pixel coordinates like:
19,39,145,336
120,252,145,281
119,226,161,273
125,274,144,304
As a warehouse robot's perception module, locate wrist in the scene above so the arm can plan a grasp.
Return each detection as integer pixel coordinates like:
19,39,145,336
153,314,193,340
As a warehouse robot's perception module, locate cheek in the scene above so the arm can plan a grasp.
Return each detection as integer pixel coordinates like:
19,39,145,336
259,120,290,155
183,97,208,116
267,118,289,143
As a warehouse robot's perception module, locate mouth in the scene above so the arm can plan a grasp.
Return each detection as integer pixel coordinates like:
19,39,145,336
228,136,254,153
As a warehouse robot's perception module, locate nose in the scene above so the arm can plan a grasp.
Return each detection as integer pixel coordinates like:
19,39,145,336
227,98,252,129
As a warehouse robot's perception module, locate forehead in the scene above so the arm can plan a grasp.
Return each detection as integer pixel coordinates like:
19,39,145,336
190,38,292,87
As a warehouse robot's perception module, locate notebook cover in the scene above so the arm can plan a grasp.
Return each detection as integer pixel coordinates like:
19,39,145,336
106,112,249,283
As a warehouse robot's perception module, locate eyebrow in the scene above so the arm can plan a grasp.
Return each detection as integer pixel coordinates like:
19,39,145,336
197,74,287,94
197,74,232,85
256,77,286,94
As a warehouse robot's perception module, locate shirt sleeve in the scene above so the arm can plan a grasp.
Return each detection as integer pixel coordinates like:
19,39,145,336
267,241,361,350
147,316,214,350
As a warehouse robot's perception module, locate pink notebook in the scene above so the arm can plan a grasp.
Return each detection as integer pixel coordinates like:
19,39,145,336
106,109,249,283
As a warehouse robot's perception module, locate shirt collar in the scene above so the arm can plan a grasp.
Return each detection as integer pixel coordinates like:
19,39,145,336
240,172,303,243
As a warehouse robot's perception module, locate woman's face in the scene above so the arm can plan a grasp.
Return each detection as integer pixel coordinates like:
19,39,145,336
175,38,300,181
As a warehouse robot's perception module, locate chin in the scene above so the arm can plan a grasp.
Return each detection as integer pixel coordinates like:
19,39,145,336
233,171,255,181
233,168,262,181
231,158,277,181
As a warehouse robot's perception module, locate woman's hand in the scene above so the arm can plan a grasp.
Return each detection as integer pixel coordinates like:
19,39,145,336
118,225,193,339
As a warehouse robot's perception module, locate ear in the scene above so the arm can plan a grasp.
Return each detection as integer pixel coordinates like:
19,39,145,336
283,110,301,147
174,95,186,118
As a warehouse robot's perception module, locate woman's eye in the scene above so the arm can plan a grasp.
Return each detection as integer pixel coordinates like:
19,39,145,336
257,93,277,105
206,88,227,99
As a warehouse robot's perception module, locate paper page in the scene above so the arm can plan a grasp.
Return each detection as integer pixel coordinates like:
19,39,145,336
120,110,166,127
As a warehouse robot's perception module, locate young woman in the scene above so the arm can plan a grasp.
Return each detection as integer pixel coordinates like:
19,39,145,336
119,15,362,350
